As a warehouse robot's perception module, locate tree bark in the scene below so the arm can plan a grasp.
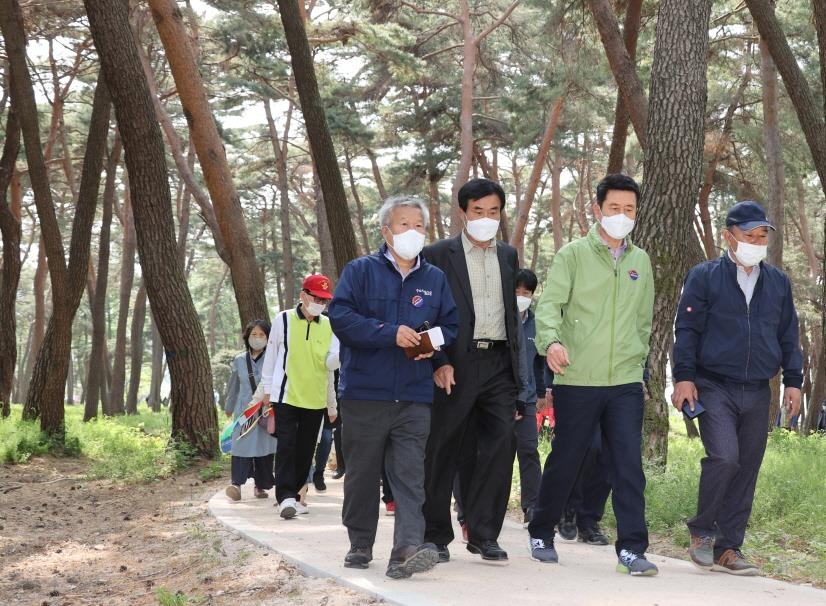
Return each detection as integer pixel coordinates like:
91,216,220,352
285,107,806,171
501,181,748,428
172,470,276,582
634,0,713,465
146,0,268,325
510,92,566,262
84,0,218,457
587,0,648,149
606,0,643,173
276,0,359,276
148,315,163,413
85,139,121,420
549,148,565,252
315,177,337,280
0,104,21,418
125,281,147,415
110,186,135,414
344,149,370,255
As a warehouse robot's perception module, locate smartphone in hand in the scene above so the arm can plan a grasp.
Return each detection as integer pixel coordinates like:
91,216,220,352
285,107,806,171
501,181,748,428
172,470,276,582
683,399,706,420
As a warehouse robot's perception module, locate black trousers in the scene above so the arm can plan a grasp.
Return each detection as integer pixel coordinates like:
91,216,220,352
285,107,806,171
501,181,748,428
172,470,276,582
566,427,611,529
333,409,345,472
528,383,648,556
273,402,324,503
230,454,274,489
423,347,517,545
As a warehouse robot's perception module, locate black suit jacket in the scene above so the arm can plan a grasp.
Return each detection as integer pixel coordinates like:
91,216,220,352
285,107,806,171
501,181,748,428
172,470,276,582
422,235,522,386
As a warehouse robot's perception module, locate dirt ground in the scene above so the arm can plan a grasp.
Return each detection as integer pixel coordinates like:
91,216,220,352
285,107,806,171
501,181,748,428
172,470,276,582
0,457,379,606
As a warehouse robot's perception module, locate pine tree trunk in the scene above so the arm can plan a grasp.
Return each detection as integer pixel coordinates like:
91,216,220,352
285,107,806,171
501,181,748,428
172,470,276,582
634,0,713,465
316,179,337,281
125,281,147,415
148,317,163,413
84,0,218,456
147,0,268,326
0,107,22,418
276,0,360,274
110,185,135,413
549,148,564,252
19,244,47,406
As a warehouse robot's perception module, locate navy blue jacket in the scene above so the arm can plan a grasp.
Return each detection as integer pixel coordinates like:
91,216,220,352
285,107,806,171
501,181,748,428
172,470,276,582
673,255,803,388
329,245,459,404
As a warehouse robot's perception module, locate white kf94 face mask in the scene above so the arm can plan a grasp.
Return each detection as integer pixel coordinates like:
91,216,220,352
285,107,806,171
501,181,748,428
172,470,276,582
389,228,426,261
733,240,767,267
600,212,635,240
516,296,532,313
465,217,500,242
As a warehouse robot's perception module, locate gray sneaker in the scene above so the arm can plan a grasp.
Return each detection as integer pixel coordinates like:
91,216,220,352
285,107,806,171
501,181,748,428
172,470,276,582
616,549,658,576
688,534,714,570
529,537,559,563
712,549,759,576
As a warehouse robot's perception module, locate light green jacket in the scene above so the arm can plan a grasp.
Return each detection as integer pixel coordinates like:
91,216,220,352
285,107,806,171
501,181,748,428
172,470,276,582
535,223,654,386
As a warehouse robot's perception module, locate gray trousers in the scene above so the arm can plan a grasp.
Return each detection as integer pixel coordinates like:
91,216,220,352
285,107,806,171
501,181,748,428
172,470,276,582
688,375,771,555
341,399,430,558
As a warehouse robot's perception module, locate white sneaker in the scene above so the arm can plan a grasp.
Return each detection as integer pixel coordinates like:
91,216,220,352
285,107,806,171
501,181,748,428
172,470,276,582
294,501,309,515
279,497,297,519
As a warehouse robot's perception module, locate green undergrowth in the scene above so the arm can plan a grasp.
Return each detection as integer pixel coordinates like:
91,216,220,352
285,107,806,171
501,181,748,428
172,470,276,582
1,404,229,483
519,423,826,586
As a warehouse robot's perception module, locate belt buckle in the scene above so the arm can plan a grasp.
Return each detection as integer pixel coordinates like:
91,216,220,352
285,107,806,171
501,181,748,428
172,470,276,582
476,340,491,350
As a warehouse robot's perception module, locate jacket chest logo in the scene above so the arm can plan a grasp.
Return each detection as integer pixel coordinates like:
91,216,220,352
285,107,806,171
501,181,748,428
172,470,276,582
411,295,424,308
628,269,639,281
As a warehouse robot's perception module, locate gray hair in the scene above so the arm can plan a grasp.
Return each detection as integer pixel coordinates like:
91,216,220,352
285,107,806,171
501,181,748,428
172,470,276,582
377,195,430,229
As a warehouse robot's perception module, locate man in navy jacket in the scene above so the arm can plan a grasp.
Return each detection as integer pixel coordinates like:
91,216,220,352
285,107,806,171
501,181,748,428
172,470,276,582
671,200,802,576
329,195,458,580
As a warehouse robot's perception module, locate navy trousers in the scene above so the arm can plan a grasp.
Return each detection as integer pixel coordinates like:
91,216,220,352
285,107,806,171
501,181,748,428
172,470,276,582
688,375,771,556
528,383,648,556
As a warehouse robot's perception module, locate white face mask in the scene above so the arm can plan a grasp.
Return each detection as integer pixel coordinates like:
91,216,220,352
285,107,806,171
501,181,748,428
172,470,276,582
248,336,267,351
302,293,326,317
387,228,426,261
516,296,532,313
465,217,500,242
599,212,635,240
732,239,767,268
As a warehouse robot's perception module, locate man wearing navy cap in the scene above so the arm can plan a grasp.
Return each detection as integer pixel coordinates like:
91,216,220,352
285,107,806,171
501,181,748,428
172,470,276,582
672,200,803,576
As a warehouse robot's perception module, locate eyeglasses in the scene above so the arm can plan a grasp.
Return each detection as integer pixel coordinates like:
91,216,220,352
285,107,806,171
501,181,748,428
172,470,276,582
303,290,328,304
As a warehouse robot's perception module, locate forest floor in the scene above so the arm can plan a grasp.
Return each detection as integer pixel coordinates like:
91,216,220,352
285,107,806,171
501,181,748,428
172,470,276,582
0,456,375,606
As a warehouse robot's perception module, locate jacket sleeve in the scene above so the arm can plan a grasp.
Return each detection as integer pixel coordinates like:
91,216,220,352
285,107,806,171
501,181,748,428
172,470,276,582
517,320,536,404
431,271,460,370
533,353,546,398
672,264,707,383
224,360,239,415
326,370,338,415
534,246,574,354
260,312,286,396
326,333,341,371
638,254,655,360
778,275,804,388
328,261,399,349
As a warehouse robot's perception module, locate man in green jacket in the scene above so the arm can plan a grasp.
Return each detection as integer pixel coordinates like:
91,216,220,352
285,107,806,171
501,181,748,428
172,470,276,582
527,174,658,576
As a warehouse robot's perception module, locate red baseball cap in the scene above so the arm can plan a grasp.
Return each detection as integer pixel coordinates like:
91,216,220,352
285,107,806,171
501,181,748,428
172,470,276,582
302,274,334,299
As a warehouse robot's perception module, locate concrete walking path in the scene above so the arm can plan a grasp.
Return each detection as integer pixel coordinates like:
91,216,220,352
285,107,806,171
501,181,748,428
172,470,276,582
208,477,826,605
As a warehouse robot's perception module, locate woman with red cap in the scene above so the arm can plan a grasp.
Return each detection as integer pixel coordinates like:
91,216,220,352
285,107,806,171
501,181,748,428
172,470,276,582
260,274,340,519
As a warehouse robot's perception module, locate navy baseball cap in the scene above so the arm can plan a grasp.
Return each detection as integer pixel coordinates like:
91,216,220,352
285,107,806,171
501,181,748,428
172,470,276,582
725,200,775,232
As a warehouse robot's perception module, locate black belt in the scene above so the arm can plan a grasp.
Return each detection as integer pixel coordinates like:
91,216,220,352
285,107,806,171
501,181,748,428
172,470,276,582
471,339,508,350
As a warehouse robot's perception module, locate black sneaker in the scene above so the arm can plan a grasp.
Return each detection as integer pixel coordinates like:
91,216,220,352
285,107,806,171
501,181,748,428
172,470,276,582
434,544,450,563
344,545,373,569
558,511,578,541
313,472,327,493
577,525,609,546
529,537,559,563
332,468,345,480
386,544,440,579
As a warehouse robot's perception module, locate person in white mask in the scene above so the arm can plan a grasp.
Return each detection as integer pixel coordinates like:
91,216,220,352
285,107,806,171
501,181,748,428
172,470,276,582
328,195,459,579
672,200,802,576
421,178,527,563
260,273,340,520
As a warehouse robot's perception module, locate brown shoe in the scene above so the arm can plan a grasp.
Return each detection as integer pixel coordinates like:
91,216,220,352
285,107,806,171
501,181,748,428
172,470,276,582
225,484,241,501
712,549,759,576
254,487,269,498
297,483,308,506
688,535,714,570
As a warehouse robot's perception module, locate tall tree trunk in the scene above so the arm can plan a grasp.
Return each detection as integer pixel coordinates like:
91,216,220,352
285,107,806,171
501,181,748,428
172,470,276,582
147,0,268,325
264,97,296,305
148,315,163,413
0,105,21,417
276,0,359,276
635,0,713,466
510,92,566,262
366,148,387,201
85,140,121,420
344,149,370,255
109,186,135,414
315,178,337,280
126,281,147,415
85,0,218,456
587,0,648,149
549,148,565,252
19,243,47,405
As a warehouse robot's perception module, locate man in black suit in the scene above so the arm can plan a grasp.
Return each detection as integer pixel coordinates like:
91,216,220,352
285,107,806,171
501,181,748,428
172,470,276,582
422,178,524,562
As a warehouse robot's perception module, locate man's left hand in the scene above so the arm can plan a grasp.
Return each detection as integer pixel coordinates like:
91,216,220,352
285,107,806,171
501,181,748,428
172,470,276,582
784,387,801,417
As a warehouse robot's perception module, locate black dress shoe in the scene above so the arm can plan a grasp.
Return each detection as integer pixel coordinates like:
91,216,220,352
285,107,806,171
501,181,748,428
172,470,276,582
332,468,345,480
434,543,450,563
466,539,508,561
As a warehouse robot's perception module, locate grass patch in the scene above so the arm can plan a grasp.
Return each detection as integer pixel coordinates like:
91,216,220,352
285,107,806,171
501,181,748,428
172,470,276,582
1,404,229,483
